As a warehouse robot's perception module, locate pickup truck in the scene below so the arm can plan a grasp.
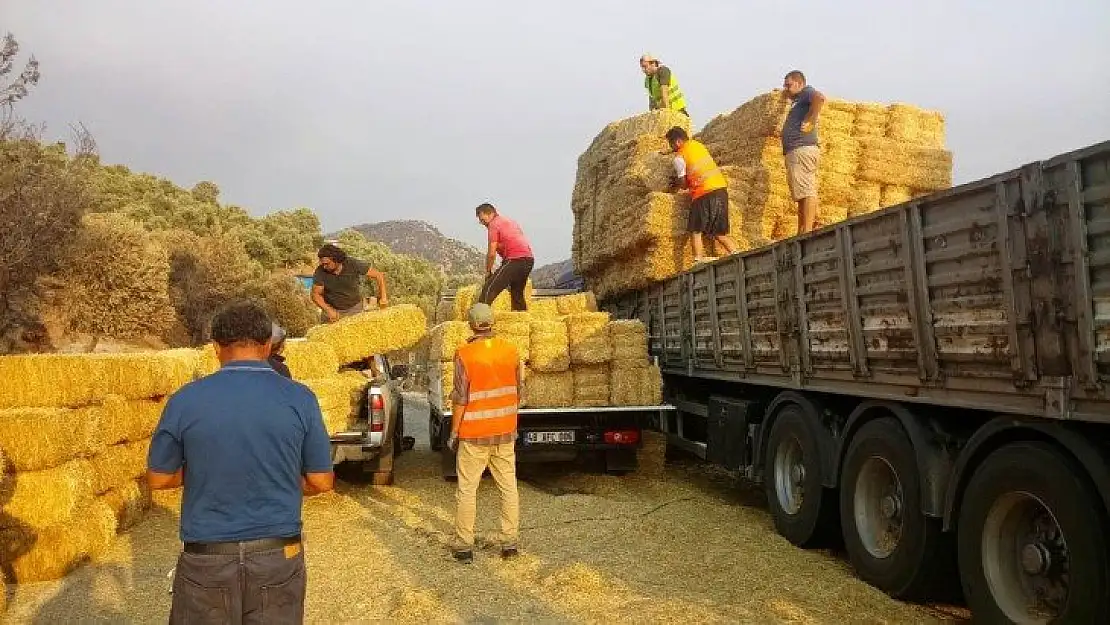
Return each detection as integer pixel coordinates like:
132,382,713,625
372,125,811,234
426,288,676,480
330,353,408,485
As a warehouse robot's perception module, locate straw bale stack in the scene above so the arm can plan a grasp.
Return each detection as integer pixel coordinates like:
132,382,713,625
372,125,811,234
611,365,664,407
305,304,427,365
567,313,613,365
0,349,199,409
282,340,341,379
0,499,117,582
572,365,610,407
523,371,574,408
89,438,151,496
571,91,951,301
493,312,530,361
196,343,220,377
0,459,95,531
530,320,570,373
302,374,367,436
428,322,473,362
0,407,103,472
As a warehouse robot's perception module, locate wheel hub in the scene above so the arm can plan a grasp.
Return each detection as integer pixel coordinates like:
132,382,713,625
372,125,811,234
981,491,1070,622
774,436,806,516
1020,542,1050,576
853,456,905,560
791,464,805,485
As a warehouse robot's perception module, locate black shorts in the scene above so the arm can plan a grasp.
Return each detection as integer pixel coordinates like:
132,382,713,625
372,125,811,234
688,188,729,235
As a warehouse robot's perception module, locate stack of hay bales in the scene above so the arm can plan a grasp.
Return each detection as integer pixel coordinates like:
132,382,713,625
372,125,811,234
427,293,662,411
300,372,369,436
696,90,951,240
0,350,199,583
573,91,951,300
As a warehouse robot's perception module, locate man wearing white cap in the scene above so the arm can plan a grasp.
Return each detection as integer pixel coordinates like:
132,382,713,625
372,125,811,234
640,53,688,116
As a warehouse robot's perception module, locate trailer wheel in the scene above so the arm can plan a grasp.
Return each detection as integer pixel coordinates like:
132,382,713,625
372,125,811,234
840,418,952,599
763,404,836,547
958,442,1109,624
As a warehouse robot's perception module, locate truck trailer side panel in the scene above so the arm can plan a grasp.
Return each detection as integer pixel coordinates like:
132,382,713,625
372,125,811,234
610,141,1110,422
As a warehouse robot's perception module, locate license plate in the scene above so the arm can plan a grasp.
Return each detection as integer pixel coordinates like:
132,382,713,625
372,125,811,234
524,430,574,444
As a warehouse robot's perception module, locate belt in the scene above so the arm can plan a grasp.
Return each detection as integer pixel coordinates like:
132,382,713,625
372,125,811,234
184,535,301,555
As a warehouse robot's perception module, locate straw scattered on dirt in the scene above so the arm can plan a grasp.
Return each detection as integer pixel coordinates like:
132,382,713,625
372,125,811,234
2,395,967,624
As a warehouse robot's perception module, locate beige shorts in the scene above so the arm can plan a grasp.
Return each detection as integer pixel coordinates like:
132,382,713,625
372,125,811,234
785,145,820,201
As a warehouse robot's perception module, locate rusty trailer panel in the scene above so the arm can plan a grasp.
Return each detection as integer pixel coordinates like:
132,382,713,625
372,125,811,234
601,141,1110,423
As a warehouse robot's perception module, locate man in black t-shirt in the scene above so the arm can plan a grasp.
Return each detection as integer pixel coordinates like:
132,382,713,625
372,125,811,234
311,244,390,323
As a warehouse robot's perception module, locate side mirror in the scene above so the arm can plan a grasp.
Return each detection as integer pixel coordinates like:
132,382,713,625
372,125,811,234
391,364,409,380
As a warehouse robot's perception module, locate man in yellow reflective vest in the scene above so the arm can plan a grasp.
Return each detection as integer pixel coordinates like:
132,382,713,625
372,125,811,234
447,303,522,563
666,126,741,263
640,53,688,116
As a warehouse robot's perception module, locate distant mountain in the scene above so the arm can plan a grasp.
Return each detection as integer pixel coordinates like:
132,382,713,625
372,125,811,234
341,220,484,277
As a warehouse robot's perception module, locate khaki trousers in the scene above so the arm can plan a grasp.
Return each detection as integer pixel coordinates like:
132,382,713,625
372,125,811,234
455,440,519,549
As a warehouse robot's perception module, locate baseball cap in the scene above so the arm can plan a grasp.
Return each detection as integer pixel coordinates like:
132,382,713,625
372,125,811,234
468,303,494,329
271,322,287,344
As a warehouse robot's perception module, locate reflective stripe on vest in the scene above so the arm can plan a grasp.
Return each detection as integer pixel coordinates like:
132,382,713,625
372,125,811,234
456,337,520,439
645,69,687,112
678,140,727,200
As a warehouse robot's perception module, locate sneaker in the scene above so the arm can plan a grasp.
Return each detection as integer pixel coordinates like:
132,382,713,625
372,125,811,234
501,546,519,560
453,549,474,563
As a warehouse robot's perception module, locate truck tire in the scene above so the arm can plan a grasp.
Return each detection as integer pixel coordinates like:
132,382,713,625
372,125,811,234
839,418,953,600
957,441,1109,624
763,404,837,547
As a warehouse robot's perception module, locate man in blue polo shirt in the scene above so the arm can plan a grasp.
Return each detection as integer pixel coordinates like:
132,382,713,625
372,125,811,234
147,299,334,624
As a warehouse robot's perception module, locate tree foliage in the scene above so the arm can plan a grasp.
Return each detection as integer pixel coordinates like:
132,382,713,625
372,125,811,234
1,33,40,109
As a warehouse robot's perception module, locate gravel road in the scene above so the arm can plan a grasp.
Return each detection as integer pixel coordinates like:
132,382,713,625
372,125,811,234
3,393,969,624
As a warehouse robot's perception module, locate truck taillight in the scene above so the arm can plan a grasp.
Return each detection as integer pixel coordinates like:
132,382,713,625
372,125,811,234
604,430,640,445
369,393,385,432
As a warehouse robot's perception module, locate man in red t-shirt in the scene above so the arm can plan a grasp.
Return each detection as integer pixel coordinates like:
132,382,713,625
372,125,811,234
476,203,534,311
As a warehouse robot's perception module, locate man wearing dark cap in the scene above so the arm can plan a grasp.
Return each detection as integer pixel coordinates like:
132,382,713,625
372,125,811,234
312,243,390,323
448,303,522,563
147,299,334,624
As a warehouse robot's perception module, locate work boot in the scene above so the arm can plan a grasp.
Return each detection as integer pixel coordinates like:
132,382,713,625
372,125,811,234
453,549,474,563
501,546,519,560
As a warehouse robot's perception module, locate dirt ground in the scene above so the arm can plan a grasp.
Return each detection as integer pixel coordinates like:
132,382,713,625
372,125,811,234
3,394,970,624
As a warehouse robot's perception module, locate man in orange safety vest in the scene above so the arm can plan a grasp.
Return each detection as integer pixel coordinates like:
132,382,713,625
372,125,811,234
665,126,741,263
447,303,522,563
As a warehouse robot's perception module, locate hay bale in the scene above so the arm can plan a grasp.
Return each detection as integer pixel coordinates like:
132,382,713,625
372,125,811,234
493,312,531,361
196,343,220,377
99,478,152,532
528,298,561,319
0,407,103,472
886,103,946,149
697,91,789,146
428,321,473,362
90,438,151,495
0,459,95,530
609,320,649,364
881,185,914,207
93,394,166,447
428,362,455,411
555,293,597,316
612,364,664,406
567,313,613,365
856,138,952,190
0,349,200,409
0,499,118,583
305,304,427,365
530,320,570,373
282,340,341,380
572,365,611,407
849,182,884,218
523,371,573,408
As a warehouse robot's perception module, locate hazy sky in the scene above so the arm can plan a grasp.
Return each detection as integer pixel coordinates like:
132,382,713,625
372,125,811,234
7,1,1110,264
